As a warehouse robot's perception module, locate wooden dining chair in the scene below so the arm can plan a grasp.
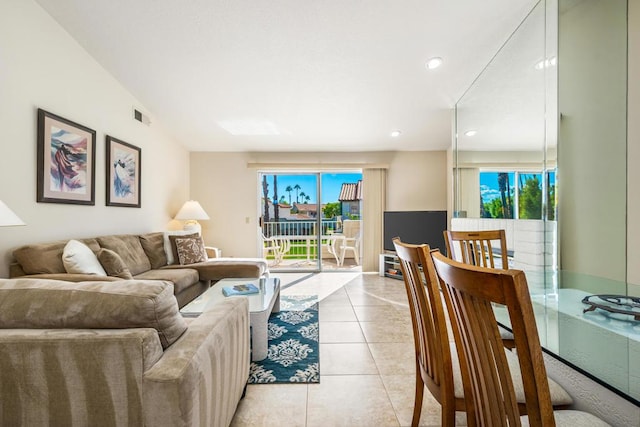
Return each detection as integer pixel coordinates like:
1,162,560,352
444,229,516,348
393,237,467,426
444,229,509,269
394,237,573,426
430,251,609,427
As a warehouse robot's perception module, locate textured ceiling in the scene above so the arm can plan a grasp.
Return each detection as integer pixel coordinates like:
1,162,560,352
35,0,537,152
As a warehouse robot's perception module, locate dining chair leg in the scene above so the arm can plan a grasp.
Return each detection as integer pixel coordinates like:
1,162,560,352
412,370,424,427
441,398,456,427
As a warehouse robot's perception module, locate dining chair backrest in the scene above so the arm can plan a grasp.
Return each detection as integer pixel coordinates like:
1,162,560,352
430,251,555,427
392,238,467,426
444,229,508,269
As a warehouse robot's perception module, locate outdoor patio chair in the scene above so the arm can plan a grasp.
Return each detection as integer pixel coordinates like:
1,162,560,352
340,220,361,265
322,235,342,266
340,232,360,266
261,231,288,265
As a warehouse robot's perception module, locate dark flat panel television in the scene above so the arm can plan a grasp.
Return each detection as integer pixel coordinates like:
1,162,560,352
383,210,447,252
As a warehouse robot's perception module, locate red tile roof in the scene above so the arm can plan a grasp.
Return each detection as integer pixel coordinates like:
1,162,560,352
338,180,362,201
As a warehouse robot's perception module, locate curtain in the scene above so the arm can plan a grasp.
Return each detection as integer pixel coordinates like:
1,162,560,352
362,168,386,272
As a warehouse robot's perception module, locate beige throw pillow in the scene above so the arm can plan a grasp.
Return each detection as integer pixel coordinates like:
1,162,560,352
175,237,208,265
97,248,134,279
62,240,107,276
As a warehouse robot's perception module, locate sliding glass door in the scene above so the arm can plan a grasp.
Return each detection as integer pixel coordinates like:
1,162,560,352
258,171,362,272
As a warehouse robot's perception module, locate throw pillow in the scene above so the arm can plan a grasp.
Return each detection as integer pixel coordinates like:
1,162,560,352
97,248,134,279
168,232,200,264
175,237,208,265
62,240,107,276
163,230,200,264
139,232,167,269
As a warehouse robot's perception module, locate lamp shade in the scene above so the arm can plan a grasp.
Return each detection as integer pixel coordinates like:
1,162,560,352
0,200,25,227
175,200,210,221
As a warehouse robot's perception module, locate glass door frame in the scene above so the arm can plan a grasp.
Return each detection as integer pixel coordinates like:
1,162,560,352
257,169,363,273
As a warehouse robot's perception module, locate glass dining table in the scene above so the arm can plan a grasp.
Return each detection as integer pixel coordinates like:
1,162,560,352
493,269,639,403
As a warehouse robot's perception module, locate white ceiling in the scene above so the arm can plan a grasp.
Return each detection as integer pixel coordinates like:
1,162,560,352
35,0,538,152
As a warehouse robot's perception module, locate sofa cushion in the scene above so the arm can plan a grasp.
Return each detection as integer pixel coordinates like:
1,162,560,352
13,238,100,275
139,232,167,269
63,240,107,276
134,268,200,295
164,231,199,265
175,237,208,265
0,278,187,349
97,248,134,279
97,235,151,276
169,258,269,282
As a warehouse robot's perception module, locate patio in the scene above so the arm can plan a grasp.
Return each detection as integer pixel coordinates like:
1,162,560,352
270,256,362,272
262,219,361,272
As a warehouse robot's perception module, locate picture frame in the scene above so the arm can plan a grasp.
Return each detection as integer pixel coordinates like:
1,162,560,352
37,109,96,205
106,135,141,208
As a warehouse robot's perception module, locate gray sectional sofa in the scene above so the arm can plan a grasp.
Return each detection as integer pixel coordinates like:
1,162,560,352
9,231,269,307
0,277,250,426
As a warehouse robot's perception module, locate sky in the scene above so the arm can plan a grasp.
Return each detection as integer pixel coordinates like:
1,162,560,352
262,173,362,204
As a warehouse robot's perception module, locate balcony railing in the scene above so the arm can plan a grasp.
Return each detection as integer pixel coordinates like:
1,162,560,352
262,220,340,237
261,220,342,265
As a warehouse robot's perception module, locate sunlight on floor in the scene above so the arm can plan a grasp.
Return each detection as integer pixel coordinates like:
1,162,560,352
279,272,362,301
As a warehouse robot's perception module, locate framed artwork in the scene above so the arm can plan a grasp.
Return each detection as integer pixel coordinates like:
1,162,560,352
106,135,141,208
37,109,96,205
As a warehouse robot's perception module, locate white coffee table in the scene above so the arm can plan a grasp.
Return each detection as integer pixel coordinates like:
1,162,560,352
180,277,280,361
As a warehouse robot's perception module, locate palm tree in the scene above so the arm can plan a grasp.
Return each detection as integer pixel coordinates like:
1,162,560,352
498,172,512,219
294,184,301,203
262,175,270,224
299,191,306,204
273,175,279,224
285,185,293,204
304,195,311,203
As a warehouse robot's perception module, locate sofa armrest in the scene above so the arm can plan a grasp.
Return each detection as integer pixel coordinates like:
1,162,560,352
142,297,250,427
0,328,163,426
204,246,220,259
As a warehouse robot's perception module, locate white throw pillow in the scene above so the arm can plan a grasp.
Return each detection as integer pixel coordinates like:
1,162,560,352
163,230,201,265
62,239,107,276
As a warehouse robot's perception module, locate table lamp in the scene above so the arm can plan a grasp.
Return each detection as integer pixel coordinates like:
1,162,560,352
174,200,209,233
0,200,25,227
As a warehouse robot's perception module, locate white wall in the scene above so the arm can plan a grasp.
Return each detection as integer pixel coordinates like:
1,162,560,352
0,0,190,277
190,151,447,261
558,0,627,282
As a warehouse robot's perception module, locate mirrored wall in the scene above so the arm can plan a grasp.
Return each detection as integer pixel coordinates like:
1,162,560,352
454,0,635,402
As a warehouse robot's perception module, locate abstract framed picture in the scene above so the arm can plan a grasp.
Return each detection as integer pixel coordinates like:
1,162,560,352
106,136,141,208
37,109,96,205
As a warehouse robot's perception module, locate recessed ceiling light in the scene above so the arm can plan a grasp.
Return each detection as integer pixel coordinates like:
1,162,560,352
390,130,402,138
425,57,443,70
464,130,477,137
534,56,557,70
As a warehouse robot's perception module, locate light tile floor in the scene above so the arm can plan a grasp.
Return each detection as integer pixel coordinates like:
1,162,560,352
230,272,462,427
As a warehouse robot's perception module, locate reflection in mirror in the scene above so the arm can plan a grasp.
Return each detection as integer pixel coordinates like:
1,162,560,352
453,0,635,403
454,1,555,273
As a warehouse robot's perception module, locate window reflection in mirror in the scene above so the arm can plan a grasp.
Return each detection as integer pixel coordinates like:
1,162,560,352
453,0,634,402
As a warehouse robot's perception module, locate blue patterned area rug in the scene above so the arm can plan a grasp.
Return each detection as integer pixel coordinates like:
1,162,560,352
248,295,319,384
